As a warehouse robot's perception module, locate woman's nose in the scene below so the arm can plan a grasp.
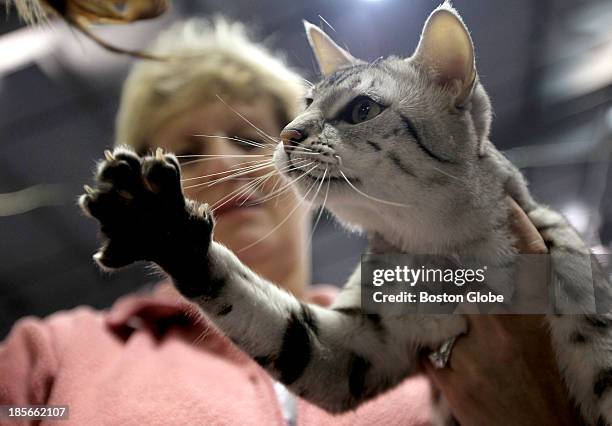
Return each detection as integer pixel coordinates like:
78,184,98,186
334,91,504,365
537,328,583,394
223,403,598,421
280,128,308,147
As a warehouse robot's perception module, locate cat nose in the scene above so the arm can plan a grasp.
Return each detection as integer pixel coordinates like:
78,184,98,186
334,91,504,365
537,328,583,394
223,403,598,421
280,128,307,147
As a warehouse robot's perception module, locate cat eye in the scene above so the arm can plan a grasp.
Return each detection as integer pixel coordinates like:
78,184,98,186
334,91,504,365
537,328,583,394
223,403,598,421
343,96,384,124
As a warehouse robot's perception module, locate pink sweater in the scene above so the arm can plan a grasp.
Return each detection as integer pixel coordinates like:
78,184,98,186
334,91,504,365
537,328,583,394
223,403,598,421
0,283,433,425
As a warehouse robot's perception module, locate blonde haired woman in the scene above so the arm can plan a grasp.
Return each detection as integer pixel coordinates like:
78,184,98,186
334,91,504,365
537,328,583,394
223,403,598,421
116,18,311,297
0,18,580,425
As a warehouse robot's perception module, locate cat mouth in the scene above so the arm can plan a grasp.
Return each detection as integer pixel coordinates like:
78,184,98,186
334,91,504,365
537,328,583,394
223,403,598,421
286,155,341,179
284,155,359,186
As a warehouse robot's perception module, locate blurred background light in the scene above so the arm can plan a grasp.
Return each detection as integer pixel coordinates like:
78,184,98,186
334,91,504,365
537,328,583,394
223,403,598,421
0,26,55,76
562,201,591,234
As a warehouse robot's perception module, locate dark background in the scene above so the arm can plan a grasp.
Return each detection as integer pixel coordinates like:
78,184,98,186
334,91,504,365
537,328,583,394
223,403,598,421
1,0,612,338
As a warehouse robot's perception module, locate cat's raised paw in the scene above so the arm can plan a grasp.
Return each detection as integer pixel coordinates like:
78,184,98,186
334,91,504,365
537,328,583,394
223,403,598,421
79,146,214,271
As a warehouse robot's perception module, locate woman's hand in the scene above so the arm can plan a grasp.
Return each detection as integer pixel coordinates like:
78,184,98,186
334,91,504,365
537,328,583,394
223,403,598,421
422,197,584,426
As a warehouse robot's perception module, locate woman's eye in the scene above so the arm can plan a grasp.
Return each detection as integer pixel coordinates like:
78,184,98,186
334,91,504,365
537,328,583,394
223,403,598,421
344,96,383,124
233,136,267,151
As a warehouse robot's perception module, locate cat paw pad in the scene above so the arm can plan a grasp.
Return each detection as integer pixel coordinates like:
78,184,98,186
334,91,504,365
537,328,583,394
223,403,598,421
80,146,212,270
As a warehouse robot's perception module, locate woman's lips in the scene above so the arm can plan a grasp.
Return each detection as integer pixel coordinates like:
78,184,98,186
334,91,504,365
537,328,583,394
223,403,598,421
213,193,263,218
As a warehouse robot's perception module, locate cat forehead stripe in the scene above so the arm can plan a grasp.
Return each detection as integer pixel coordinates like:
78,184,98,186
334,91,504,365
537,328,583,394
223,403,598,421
316,63,373,90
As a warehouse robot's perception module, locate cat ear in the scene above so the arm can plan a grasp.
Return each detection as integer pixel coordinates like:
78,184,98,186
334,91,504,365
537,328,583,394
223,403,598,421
303,20,356,76
412,2,476,106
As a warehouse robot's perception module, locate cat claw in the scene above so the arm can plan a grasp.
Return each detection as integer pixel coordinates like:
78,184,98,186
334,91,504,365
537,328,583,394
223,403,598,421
198,203,210,219
117,190,134,200
92,251,113,272
84,148,213,274
83,184,95,195
155,147,164,160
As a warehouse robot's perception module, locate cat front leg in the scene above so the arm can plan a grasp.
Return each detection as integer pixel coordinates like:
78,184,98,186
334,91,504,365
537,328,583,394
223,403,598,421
528,205,612,425
79,146,214,296
184,242,465,412
183,250,467,413
80,147,464,413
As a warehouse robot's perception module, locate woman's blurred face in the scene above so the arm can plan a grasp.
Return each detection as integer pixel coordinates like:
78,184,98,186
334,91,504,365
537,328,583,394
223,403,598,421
148,98,309,295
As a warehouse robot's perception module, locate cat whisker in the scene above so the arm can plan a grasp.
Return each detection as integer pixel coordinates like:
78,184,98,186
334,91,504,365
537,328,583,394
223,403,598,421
214,95,318,154
268,163,295,208
235,159,311,205
299,76,314,88
178,154,272,168
209,179,262,210
191,329,209,347
214,171,280,212
181,159,274,183
184,157,272,177
205,163,278,187
237,168,321,253
429,165,465,183
178,153,270,163
246,163,317,206
282,144,317,153
318,15,336,33
208,160,312,211
215,95,281,145
229,158,276,169
269,171,283,197
199,164,276,188
367,56,384,70
210,171,277,212
176,154,271,158
239,172,279,207
259,137,316,154
310,169,327,207
308,168,330,247
287,151,322,157
238,163,312,206
339,170,413,208
184,163,275,190
193,134,272,150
